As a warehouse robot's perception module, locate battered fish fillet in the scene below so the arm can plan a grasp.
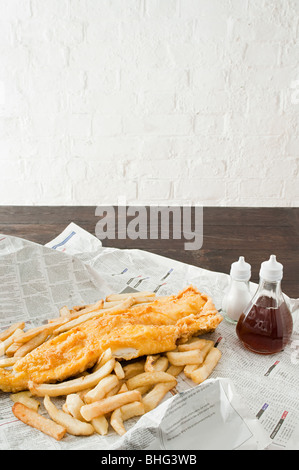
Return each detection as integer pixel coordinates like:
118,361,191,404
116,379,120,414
0,286,222,392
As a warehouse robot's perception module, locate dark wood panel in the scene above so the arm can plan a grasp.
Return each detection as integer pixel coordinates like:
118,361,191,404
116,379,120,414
202,207,297,227
0,206,96,225
0,206,297,226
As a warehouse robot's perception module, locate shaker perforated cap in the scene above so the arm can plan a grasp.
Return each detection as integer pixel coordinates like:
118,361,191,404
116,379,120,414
230,256,251,281
259,254,283,282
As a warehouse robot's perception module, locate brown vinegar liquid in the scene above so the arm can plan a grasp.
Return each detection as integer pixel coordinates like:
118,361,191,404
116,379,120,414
236,295,293,355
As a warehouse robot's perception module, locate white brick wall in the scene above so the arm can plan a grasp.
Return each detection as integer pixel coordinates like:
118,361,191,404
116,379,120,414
0,0,299,207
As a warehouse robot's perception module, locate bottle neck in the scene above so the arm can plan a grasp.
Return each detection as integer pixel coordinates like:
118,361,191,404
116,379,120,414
254,277,284,307
259,277,282,292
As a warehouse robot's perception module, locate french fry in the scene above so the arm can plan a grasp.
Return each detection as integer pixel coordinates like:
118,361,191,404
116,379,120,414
29,358,116,397
10,391,40,412
65,394,86,421
142,380,177,413
48,301,105,322
110,408,126,436
68,300,104,320
120,401,145,421
183,364,198,378
178,338,214,352
80,390,142,421
59,306,71,318
0,322,25,342
170,342,214,378
118,383,128,393
47,300,105,324
127,371,177,390
93,348,113,371
166,350,201,366
0,328,24,355
198,341,214,359
123,360,145,379
102,300,123,309
12,402,66,441
91,416,109,435
84,374,119,404
133,385,153,395
72,305,88,312
99,294,154,312
105,291,155,302
152,356,168,372
44,395,94,436
166,341,214,366
77,388,92,400
114,361,125,379
62,402,69,414
14,331,49,358
72,301,124,312
190,347,222,384
111,389,146,435
106,297,155,308
5,340,23,357
145,355,160,372
166,364,184,377
105,383,122,397
53,298,132,335
0,357,18,368
145,355,168,372
16,321,67,344
130,295,156,304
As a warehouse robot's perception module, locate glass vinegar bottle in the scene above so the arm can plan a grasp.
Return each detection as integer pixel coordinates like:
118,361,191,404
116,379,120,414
236,255,293,355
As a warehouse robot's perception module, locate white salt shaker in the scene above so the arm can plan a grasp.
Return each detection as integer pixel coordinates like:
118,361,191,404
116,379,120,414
222,256,252,324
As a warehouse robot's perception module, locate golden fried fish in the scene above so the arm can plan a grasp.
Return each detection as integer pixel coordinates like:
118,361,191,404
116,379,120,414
0,286,222,392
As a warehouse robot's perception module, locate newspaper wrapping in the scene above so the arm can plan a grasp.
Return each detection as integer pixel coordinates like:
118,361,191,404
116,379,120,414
0,223,298,450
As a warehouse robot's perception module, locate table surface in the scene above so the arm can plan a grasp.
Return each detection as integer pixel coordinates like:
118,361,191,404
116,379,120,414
0,206,298,299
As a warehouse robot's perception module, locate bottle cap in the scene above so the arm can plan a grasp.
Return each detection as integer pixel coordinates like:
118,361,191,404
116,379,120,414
230,256,251,281
259,254,283,282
